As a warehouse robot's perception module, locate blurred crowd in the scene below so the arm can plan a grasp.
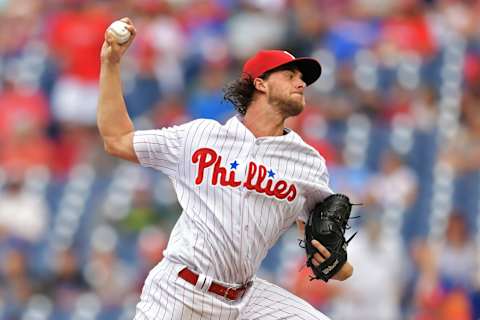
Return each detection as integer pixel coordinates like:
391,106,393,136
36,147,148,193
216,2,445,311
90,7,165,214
1,0,480,319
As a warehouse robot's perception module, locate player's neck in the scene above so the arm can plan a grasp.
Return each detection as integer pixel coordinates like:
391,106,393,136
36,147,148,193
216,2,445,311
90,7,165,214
242,102,286,138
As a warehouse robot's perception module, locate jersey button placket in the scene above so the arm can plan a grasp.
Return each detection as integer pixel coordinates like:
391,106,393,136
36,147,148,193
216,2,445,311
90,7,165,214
242,141,256,194
247,140,265,261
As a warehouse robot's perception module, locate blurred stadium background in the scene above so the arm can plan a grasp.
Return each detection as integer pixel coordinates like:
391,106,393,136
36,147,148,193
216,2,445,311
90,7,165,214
1,0,480,319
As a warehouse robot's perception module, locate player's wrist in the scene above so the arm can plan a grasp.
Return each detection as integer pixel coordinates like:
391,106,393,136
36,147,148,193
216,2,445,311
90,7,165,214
332,261,353,281
100,59,121,70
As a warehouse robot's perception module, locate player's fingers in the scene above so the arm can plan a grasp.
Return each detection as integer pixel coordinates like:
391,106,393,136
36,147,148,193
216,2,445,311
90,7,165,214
104,30,112,45
128,25,137,37
120,17,133,25
106,30,119,46
118,17,136,37
106,31,122,50
123,31,136,47
312,240,331,258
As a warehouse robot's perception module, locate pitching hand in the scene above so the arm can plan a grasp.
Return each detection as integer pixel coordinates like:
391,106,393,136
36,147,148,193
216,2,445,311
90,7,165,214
100,17,136,65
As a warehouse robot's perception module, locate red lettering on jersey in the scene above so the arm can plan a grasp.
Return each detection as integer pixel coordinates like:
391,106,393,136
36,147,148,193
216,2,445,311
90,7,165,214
228,171,242,187
264,179,275,196
212,156,242,187
244,162,257,190
193,148,242,187
271,181,296,200
211,156,226,185
273,180,288,198
192,148,297,201
192,148,217,185
243,162,297,202
255,164,268,193
286,184,297,201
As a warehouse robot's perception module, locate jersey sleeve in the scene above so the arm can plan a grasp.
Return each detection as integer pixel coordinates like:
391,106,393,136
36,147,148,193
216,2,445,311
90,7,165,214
133,121,192,177
298,158,334,222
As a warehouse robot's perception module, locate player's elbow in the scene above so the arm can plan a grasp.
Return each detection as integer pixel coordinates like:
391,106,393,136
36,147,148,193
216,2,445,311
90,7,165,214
103,139,118,156
101,133,138,163
103,140,127,160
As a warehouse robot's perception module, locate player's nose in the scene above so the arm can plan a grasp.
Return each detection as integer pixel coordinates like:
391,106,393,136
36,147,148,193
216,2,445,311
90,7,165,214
296,79,306,91
295,76,306,90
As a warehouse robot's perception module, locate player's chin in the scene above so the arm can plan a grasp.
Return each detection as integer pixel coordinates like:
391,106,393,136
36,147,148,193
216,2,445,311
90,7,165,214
285,101,304,117
289,98,305,115
293,94,305,105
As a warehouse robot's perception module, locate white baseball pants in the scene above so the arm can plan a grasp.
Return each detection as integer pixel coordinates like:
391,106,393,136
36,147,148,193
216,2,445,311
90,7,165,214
134,258,330,320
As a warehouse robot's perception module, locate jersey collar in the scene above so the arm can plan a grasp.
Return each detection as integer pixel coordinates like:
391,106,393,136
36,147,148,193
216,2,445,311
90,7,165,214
226,115,297,142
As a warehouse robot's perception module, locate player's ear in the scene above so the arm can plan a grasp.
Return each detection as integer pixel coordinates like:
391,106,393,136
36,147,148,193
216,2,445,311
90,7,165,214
253,78,267,93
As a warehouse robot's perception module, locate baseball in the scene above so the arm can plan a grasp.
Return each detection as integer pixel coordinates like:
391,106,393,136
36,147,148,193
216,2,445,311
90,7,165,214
107,20,131,44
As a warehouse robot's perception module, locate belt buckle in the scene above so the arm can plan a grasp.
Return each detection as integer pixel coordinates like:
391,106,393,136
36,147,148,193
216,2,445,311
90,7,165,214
223,287,234,300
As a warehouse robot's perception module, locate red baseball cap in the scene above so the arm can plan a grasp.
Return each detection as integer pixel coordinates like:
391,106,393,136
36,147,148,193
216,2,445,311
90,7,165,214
242,50,322,86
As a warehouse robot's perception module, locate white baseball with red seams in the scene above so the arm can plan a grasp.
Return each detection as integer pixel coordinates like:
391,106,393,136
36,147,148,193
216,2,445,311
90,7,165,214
107,20,131,44
132,115,333,319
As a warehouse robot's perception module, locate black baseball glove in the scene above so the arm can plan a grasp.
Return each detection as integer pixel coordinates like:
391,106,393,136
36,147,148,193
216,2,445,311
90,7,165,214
304,194,357,282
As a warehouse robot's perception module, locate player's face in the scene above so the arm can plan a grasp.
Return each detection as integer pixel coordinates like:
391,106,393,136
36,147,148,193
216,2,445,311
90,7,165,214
265,69,306,117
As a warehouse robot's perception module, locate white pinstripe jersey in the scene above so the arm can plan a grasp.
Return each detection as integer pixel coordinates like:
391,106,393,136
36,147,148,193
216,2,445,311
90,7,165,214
133,115,332,284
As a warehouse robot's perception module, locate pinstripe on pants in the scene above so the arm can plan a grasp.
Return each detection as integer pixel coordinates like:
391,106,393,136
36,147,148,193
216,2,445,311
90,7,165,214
134,259,330,320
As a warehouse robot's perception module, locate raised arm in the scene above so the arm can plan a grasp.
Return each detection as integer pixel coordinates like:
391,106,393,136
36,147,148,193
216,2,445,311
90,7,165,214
97,17,138,162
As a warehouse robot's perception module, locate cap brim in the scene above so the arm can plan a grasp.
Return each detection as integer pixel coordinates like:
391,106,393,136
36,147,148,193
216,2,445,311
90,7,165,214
283,58,322,86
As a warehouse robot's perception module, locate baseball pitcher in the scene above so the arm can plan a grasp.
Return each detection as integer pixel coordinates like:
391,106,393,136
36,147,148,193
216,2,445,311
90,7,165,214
98,17,355,320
